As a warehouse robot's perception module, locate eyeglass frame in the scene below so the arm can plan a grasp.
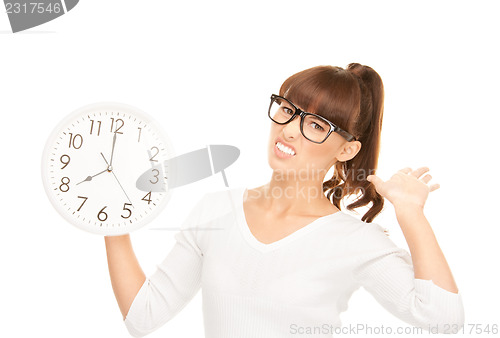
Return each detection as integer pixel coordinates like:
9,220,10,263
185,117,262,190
268,94,357,143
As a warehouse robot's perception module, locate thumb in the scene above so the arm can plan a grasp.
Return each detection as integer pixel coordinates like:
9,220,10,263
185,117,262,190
367,175,383,187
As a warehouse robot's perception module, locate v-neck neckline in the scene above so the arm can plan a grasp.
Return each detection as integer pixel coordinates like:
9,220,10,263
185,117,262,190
234,187,344,253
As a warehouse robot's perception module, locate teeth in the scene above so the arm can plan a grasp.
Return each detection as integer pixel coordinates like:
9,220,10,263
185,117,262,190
276,142,296,155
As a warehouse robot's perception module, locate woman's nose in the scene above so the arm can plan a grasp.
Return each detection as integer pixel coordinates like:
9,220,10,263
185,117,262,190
282,116,301,140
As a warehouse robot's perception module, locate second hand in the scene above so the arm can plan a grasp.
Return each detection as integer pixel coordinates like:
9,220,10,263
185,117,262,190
100,152,133,206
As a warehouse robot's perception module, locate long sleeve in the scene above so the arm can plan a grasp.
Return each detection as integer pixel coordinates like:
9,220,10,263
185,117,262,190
123,198,205,338
351,223,465,334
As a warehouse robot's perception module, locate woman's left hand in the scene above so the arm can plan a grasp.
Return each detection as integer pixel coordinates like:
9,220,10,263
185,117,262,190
367,166,440,210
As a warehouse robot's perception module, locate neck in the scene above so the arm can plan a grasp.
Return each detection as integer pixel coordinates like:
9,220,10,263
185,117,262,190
258,169,333,216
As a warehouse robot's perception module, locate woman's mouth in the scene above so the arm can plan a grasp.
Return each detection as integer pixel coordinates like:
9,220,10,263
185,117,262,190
274,141,296,158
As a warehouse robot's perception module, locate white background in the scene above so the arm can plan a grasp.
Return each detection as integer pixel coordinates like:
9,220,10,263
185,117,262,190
1,1,499,337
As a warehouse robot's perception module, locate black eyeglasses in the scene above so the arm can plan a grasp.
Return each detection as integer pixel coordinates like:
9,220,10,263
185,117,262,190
268,94,357,143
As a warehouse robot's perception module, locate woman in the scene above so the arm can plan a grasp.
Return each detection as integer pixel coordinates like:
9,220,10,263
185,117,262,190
105,63,464,337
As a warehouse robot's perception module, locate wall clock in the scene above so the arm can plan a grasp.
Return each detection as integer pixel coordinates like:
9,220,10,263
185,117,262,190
41,102,174,236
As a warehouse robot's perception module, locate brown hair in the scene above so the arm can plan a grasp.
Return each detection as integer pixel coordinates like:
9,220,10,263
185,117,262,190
279,63,384,223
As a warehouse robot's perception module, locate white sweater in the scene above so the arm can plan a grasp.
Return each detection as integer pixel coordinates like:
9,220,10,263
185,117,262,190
123,187,464,337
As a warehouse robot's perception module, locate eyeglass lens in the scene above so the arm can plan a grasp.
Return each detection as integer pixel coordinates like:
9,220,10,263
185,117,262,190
269,97,331,143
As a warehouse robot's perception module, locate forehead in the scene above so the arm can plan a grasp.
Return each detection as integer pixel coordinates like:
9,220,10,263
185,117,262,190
281,95,319,115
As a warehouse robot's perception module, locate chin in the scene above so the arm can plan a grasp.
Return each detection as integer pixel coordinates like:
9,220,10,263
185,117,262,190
267,149,296,173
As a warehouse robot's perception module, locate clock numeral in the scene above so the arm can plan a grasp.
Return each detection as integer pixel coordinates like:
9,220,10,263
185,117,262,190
90,119,102,136
121,203,133,219
137,127,142,142
60,154,70,169
110,118,124,134
68,133,83,149
59,177,70,192
149,146,159,162
142,191,152,204
149,169,160,184
77,196,88,211
97,206,108,222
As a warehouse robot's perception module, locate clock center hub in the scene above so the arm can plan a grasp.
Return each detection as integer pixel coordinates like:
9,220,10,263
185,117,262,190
107,165,113,172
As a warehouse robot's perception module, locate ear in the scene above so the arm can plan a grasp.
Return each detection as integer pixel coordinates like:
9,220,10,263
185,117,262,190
337,140,362,162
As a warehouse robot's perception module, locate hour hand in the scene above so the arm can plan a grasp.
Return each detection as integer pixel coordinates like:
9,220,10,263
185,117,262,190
76,168,107,185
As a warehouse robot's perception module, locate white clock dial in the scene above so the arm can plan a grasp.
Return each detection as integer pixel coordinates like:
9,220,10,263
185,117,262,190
41,102,174,236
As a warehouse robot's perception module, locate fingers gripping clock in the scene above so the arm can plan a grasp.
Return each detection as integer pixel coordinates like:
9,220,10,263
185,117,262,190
41,102,174,236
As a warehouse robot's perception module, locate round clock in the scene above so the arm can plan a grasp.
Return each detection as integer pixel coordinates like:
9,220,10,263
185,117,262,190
41,102,175,236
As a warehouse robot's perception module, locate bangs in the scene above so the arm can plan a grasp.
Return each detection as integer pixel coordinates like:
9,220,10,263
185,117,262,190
278,66,361,135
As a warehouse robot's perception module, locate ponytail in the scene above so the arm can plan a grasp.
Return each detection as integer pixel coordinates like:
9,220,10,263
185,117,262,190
323,63,385,223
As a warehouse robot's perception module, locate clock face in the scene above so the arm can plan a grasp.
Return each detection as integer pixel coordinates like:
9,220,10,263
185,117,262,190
41,102,174,236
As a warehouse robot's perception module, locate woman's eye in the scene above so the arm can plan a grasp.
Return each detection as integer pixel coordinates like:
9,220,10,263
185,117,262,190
282,107,294,115
311,122,325,131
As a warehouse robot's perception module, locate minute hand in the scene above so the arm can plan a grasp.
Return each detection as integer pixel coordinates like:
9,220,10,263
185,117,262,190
109,132,117,167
